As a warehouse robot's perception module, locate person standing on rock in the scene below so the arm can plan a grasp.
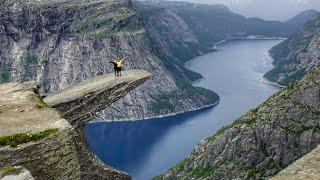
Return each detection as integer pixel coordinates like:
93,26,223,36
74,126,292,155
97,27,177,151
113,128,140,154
116,56,125,76
109,56,125,77
109,60,118,76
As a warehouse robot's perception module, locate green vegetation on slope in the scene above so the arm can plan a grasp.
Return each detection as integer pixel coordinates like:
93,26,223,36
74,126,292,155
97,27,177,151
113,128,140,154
190,166,215,178
0,129,59,147
206,108,258,142
0,165,14,176
151,78,219,114
19,55,38,82
150,36,219,114
0,4,5,12
71,5,140,38
264,14,320,86
0,72,9,83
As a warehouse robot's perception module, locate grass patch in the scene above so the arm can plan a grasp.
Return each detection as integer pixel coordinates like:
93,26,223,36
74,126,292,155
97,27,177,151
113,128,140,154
171,159,187,173
152,159,187,179
42,59,49,66
244,166,263,178
0,72,9,83
0,4,5,12
189,166,215,178
278,123,320,134
35,100,46,109
0,128,59,147
0,165,14,176
175,77,219,101
221,158,232,166
150,79,219,114
151,98,175,114
19,55,38,82
23,55,38,65
152,175,163,180
71,6,139,38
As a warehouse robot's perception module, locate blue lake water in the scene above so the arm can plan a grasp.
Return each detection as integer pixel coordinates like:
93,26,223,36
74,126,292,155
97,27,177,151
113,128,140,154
86,39,282,180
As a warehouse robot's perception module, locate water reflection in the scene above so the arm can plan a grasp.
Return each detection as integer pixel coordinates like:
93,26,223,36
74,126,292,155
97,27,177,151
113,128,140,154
86,107,213,175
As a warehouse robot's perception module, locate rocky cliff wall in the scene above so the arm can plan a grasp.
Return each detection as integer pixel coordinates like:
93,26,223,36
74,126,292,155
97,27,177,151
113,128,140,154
0,0,219,121
265,15,320,86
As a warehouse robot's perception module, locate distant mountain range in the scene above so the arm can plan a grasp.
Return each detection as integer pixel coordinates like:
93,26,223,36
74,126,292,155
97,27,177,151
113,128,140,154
286,9,319,29
140,1,319,44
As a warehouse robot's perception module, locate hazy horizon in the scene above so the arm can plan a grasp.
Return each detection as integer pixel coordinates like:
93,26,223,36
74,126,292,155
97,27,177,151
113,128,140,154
172,0,320,21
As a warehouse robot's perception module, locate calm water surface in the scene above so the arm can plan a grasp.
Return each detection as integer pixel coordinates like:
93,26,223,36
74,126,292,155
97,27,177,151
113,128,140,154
86,40,282,180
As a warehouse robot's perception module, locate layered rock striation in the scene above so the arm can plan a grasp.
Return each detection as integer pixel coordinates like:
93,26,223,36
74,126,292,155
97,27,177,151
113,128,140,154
0,81,80,179
0,70,150,179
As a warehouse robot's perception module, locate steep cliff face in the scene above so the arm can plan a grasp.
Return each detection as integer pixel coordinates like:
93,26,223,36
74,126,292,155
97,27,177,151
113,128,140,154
265,14,320,86
159,67,320,179
0,81,81,180
0,70,150,179
0,0,219,120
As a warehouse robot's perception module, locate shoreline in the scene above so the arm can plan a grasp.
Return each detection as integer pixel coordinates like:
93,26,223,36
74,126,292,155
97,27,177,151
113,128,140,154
89,101,219,123
212,36,286,49
260,50,287,89
260,77,286,88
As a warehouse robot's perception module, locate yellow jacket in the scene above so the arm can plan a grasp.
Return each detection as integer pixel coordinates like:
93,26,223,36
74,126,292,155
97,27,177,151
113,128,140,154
115,59,124,68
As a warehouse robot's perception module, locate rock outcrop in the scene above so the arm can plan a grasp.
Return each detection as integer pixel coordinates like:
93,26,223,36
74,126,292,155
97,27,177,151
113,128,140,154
0,81,80,179
265,14,320,86
0,166,34,180
159,66,320,179
0,70,150,179
271,145,320,180
44,70,151,124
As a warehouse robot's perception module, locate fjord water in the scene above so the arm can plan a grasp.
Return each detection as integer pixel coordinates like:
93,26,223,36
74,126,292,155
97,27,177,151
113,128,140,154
86,40,282,180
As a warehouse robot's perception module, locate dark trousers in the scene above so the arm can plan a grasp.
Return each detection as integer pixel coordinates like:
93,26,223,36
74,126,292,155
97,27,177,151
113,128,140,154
115,67,122,76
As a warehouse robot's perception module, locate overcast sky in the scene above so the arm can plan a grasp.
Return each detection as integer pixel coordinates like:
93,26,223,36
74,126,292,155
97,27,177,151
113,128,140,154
180,0,320,21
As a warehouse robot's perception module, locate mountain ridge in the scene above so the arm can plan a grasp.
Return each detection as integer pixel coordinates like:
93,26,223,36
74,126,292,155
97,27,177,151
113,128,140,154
264,14,320,86
286,9,319,30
